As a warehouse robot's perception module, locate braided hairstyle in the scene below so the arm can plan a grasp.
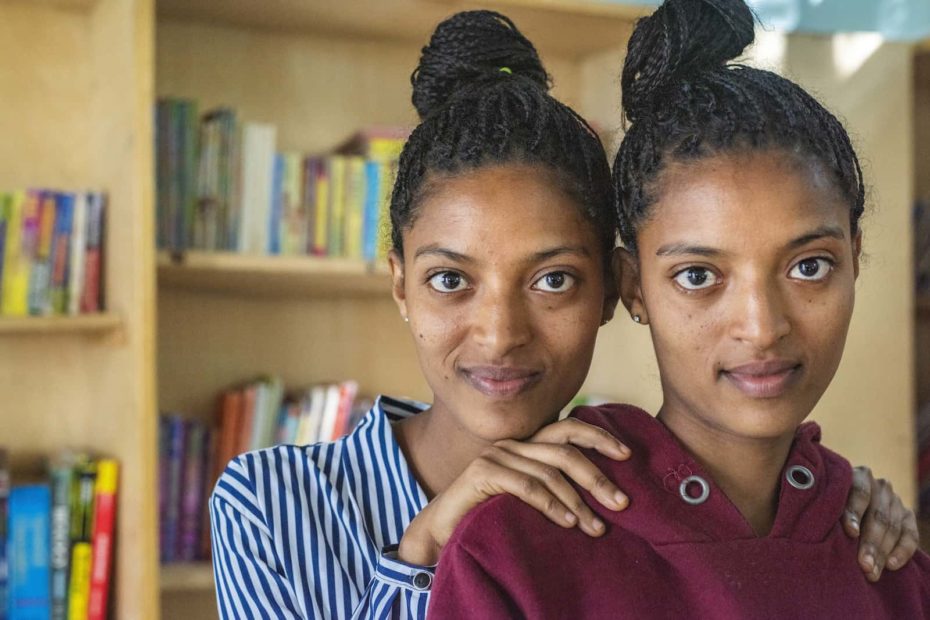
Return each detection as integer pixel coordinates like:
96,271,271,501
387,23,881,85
614,0,865,253
391,10,616,260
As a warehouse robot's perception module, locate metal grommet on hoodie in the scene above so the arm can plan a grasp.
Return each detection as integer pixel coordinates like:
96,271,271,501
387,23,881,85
679,475,711,505
785,465,815,490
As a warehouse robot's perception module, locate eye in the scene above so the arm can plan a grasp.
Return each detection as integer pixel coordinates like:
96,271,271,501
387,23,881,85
532,271,576,293
789,257,834,281
427,271,469,293
673,267,720,291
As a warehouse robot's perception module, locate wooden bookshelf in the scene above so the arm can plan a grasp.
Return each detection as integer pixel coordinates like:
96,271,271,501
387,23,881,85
161,562,216,593
157,251,392,298
0,313,122,336
157,0,645,59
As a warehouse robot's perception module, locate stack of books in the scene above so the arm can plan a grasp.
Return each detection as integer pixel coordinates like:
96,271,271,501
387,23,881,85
0,449,118,620
0,191,105,317
159,377,372,563
155,98,406,258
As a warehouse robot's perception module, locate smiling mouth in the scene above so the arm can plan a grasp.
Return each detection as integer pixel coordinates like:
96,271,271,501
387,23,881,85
720,360,802,399
460,366,543,398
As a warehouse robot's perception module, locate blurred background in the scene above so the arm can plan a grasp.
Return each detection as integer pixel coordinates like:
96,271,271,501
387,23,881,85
0,0,927,618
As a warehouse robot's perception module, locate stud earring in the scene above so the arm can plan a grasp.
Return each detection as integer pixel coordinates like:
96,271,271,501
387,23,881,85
403,316,409,323
632,314,641,323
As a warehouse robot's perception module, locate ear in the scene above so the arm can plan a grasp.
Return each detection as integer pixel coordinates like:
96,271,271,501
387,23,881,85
618,248,648,325
852,228,862,279
600,247,622,326
388,250,408,322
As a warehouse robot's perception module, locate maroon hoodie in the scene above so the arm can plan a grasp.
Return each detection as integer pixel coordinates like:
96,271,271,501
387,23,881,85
429,404,930,619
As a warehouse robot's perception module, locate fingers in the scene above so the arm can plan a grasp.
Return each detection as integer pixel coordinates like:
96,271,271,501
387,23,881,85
498,439,628,512
842,466,872,539
530,417,631,461
482,446,607,537
885,511,920,572
856,477,909,582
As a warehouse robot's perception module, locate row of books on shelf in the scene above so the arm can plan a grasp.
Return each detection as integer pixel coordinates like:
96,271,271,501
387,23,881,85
155,98,407,259
159,377,372,563
0,450,118,620
0,190,105,318
916,199,930,295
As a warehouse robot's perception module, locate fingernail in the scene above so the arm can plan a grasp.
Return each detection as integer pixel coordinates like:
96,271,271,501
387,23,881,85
592,518,605,532
863,554,875,570
888,557,900,569
872,565,881,580
614,491,628,509
565,512,577,525
847,512,859,530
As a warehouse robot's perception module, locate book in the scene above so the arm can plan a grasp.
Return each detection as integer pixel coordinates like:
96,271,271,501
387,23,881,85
2,191,31,316
49,453,78,620
87,460,117,620
27,191,56,315
67,194,87,316
80,193,105,314
67,460,96,620
0,448,9,620
9,485,51,620
309,157,329,256
237,122,277,254
178,423,205,561
49,193,75,315
343,157,366,260
326,156,347,257
161,416,186,563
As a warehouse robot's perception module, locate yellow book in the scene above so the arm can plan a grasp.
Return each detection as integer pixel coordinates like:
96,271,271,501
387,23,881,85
67,542,92,620
1,190,30,316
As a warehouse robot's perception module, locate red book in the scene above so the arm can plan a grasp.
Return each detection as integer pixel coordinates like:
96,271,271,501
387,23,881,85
236,385,257,456
80,193,105,313
87,459,118,620
331,381,359,440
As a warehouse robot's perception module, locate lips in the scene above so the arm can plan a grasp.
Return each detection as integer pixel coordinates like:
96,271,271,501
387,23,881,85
720,359,802,399
460,365,543,398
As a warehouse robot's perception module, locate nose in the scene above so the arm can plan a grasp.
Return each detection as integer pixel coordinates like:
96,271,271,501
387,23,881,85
727,278,791,350
471,285,533,357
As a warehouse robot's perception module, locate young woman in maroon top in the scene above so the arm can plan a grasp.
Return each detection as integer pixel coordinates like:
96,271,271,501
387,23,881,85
425,1,929,617
386,6,920,595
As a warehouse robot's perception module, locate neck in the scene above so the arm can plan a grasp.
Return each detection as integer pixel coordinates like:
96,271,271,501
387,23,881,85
657,403,795,536
393,400,496,500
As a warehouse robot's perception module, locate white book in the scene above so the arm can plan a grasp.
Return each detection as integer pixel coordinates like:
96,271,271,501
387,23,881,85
236,122,277,254
318,384,342,443
67,193,88,316
295,385,327,445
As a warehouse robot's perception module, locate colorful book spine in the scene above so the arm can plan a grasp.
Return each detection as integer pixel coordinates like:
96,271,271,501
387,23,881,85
163,416,186,563
0,448,9,620
2,191,31,316
49,455,76,620
67,460,96,620
344,157,366,260
269,154,285,255
49,193,75,315
326,156,347,257
9,485,51,620
66,194,87,316
178,423,205,561
27,192,55,315
80,193,104,314
86,460,117,620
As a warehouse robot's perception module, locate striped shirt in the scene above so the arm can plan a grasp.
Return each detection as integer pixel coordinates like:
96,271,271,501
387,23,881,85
211,396,433,619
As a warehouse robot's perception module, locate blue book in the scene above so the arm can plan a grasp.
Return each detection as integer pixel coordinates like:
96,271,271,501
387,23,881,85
48,193,75,315
8,485,51,620
0,448,10,620
362,161,381,261
269,153,284,254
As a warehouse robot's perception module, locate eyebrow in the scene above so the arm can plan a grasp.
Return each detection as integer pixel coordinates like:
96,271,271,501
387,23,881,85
412,244,591,263
655,225,847,258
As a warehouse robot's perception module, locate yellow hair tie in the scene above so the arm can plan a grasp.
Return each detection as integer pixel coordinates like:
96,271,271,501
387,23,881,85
499,67,512,74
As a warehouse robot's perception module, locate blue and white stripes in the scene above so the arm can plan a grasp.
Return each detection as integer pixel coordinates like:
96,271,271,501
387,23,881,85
211,396,434,619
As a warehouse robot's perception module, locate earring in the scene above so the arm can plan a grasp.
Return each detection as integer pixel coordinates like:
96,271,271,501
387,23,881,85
403,316,409,323
632,314,641,323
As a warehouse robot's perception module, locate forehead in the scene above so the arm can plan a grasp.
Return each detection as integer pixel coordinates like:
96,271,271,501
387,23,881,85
408,165,598,254
641,151,851,251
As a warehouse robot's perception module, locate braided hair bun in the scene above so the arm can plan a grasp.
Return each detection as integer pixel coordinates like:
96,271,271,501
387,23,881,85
622,0,754,123
411,10,550,119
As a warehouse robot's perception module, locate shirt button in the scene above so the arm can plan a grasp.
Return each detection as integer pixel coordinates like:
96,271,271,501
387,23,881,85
412,571,432,590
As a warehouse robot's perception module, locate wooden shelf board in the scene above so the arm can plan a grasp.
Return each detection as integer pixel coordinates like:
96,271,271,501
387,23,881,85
157,251,393,298
0,313,122,335
156,0,645,59
161,562,215,592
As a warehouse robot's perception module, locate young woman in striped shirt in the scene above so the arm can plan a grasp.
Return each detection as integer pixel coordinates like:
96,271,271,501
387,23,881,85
210,11,920,619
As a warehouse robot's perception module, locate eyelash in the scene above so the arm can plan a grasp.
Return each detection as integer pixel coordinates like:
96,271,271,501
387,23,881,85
424,269,578,294
670,256,837,293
